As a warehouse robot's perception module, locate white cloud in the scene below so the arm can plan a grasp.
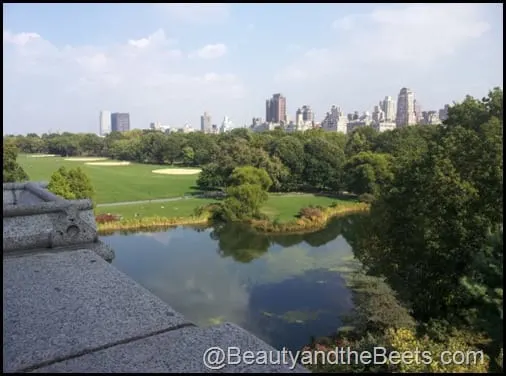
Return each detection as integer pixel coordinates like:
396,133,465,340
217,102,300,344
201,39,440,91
190,43,227,59
3,30,41,46
3,29,245,134
160,3,230,24
278,3,492,83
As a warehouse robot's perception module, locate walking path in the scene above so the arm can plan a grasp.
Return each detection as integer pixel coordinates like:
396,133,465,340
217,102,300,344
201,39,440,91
96,192,348,208
96,196,198,208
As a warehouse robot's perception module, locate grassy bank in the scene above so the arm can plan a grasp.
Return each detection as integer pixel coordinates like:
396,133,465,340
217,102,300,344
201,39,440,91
250,201,370,234
97,213,210,234
18,154,199,204
96,195,369,235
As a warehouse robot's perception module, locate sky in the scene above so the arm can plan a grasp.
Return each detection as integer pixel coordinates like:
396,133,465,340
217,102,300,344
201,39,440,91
3,3,503,135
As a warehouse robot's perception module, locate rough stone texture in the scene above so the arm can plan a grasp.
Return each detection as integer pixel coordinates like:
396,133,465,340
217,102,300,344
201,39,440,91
3,250,190,373
33,323,310,373
3,182,111,261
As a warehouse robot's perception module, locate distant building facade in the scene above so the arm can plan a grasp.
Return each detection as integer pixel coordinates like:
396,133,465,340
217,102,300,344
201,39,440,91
321,105,347,133
396,88,417,127
421,111,442,125
372,105,397,132
347,111,373,133
200,112,212,133
99,110,111,136
266,93,287,124
220,116,233,133
439,104,450,122
379,96,396,123
111,113,131,132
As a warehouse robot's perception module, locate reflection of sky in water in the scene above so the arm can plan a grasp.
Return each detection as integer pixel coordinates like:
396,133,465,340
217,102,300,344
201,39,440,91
102,218,359,351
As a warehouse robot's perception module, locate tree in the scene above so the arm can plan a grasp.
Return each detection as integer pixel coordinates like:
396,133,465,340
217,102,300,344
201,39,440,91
352,89,503,359
217,166,272,221
197,163,225,190
3,141,29,183
48,166,95,202
303,138,345,191
343,152,394,196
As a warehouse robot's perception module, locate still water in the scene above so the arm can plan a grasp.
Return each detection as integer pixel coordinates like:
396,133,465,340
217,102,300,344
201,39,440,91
101,215,365,352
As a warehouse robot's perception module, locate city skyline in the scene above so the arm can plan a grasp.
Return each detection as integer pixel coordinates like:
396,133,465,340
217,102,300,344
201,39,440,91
3,3,503,135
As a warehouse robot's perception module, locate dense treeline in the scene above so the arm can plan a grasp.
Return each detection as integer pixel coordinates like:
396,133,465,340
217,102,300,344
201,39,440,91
4,116,438,199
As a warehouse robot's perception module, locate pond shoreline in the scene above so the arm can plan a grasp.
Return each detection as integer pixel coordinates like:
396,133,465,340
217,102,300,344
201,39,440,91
96,203,370,236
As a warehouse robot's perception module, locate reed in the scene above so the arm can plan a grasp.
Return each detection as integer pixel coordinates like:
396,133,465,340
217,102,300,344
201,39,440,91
97,213,210,234
249,202,370,234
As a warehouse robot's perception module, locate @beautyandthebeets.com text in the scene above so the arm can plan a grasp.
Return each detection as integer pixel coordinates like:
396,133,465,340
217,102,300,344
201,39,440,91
202,346,485,370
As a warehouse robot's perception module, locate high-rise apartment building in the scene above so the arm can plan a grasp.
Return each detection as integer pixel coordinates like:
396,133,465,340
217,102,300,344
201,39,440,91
111,113,131,132
200,112,212,133
380,96,396,123
99,110,111,136
265,93,287,123
414,100,422,124
396,88,416,127
321,105,347,133
301,105,314,123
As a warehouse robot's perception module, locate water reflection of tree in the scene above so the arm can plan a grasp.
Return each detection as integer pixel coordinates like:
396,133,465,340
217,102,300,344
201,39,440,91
211,215,368,263
211,223,271,263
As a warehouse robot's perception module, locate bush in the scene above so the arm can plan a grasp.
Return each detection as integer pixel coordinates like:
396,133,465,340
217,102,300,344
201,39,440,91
298,206,323,220
358,193,375,203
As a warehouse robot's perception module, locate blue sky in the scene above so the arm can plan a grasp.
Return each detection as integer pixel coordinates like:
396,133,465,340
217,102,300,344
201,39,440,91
3,3,503,135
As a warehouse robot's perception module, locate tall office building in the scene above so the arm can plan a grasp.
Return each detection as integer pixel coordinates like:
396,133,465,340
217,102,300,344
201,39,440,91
265,93,287,123
99,110,111,136
111,113,131,132
380,96,396,123
396,88,416,127
200,112,212,133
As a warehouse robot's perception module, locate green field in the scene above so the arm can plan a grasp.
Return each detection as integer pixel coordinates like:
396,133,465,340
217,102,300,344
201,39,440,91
18,154,199,204
95,194,350,222
262,194,351,222
95,198,216,218
19,154,355,223
18,155,202,204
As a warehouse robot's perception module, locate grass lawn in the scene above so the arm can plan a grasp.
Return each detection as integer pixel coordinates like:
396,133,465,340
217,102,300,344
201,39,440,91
18,154,199,204
262,194,356,222
95,193,356,221
95,198,216,219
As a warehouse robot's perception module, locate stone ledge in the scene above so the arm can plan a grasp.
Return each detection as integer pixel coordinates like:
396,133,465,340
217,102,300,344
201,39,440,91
3,250,190,373
32,323,310,373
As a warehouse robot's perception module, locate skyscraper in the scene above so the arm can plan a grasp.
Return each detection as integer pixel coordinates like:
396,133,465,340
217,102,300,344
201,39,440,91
265,93,287,123
200,112,212,133
111,113,131,132
301,105,314,123
396,88,416,127
99,110,111,136
380,96,396,123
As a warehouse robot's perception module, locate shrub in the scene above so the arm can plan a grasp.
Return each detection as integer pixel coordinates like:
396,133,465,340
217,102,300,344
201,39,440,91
298,206,323,220
358,193,375,203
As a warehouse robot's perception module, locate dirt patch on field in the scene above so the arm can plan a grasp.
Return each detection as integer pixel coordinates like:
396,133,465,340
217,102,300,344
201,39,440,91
29,154,58,158
152,168,202,175
64,157,108,162
85,161,131,166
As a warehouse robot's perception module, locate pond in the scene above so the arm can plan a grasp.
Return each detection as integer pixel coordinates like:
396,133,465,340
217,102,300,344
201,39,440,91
101,214,367,352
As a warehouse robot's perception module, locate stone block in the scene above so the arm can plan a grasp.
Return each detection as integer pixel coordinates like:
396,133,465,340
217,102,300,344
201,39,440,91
3,250,191,373
33,323,310,373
